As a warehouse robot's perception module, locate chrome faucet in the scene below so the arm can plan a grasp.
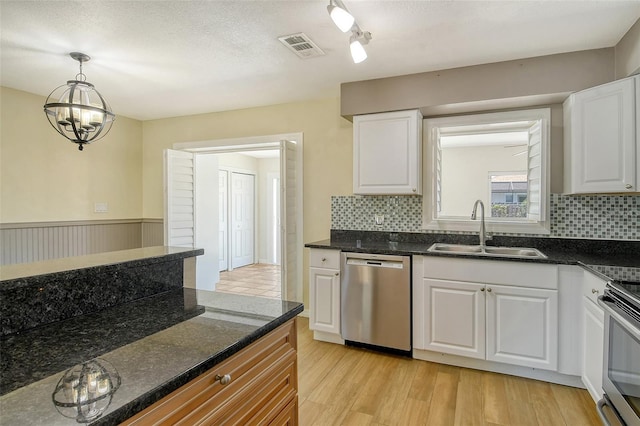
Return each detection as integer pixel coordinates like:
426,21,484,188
471,200,491,248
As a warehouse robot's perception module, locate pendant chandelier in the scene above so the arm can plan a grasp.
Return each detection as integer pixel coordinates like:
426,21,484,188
43,52,115,151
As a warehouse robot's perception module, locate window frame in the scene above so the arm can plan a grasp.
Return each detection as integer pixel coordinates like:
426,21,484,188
422,108,551,235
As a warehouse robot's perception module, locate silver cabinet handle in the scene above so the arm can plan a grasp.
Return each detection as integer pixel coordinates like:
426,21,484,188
480,287,485,292
322,257,327,262
487,288,492,293
412,188,417,192
214,374,231,386
625,184,632,189
335,272,339,276
592,288,599,294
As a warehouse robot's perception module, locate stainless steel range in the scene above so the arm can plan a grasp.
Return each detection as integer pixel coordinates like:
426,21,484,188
598,280,640,426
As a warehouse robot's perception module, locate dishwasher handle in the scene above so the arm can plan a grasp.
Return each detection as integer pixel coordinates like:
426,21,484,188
345,258,405,269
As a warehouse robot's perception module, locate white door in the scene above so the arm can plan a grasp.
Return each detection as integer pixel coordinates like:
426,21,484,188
218,170,228,272
164,149,195,247
231,172,254,269
309,267,341,334
486,284,558,370
421,278,486,359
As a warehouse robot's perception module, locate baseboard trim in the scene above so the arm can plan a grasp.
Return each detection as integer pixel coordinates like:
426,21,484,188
413,348,584,388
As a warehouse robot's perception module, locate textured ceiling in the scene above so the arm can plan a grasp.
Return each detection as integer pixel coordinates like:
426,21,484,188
1,1,639,121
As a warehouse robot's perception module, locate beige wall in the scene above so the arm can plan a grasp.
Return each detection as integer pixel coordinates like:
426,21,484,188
0,87,143,223
141,97,353,244
616,18,640,78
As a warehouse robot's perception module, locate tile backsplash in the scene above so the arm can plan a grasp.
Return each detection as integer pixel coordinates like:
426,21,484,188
331,194,639,241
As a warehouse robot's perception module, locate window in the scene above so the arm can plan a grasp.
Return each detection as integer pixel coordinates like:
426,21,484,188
422,108,550,235
489,173,527,217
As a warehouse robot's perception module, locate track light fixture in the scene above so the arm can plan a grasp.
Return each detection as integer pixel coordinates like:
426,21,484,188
327,0,372,63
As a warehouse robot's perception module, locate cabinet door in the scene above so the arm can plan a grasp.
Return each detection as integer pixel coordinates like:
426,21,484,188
582,296,605,402
566,77,636,193
309,267,341,334
486,285,558,370
419,278,486,359
353,109,422,195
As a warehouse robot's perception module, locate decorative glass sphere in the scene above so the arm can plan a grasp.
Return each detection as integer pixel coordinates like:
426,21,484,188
51,358,121,423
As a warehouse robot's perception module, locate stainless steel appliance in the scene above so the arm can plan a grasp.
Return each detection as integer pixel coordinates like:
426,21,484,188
341,252,411,354
598,280,640,426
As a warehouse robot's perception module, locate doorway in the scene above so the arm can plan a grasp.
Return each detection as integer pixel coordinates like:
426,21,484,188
165,133,303,303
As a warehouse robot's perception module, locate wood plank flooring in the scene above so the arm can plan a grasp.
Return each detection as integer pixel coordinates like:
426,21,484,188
296,317,600,426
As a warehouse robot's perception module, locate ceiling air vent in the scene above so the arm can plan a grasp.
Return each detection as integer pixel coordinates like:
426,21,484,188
278,32,325,59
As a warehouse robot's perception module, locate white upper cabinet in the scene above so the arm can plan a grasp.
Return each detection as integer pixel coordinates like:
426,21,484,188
353,109,422,195
564,75,639,194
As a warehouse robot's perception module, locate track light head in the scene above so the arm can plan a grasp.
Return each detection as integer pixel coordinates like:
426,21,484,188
349,30,371,64
327,0,355,32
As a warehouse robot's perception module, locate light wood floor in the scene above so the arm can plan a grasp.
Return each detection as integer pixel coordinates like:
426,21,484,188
215,263,281,299
296,317,600,426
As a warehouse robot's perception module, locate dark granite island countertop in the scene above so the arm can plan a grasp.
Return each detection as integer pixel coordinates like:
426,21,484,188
0,289,303,425
0,246,203,282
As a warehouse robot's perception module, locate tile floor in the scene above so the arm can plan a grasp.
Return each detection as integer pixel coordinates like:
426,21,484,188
215,263,281,299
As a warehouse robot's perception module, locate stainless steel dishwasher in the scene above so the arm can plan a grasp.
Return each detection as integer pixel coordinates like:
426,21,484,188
341,252,411,354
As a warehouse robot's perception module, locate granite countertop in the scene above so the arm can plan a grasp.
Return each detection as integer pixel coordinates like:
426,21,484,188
0,289,303,425
305,231,640,284
0,246,204,282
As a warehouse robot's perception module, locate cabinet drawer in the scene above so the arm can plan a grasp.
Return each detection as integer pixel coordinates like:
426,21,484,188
423,257,558,290
186,354,297,425
583,270,607,304
121,319,297,425
309,249,341,269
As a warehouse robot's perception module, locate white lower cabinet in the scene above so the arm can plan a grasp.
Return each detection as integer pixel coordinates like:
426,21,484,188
485,284,558,370
308,249,343,343
581,271,607,402
423,279,486,359
415,256,559,372
309,266,340,334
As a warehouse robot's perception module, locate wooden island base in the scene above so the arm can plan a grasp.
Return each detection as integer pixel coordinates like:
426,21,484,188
122,318,298,425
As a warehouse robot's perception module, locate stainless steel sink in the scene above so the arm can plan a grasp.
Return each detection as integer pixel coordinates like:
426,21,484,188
427,243,547,259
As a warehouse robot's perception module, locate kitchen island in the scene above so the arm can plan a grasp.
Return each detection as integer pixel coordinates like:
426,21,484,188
0,248,303,425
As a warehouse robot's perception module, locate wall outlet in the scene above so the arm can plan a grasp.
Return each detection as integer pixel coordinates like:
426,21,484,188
94,202,108,213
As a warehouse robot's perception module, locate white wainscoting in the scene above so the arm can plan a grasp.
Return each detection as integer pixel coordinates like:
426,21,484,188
0,219,165,266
